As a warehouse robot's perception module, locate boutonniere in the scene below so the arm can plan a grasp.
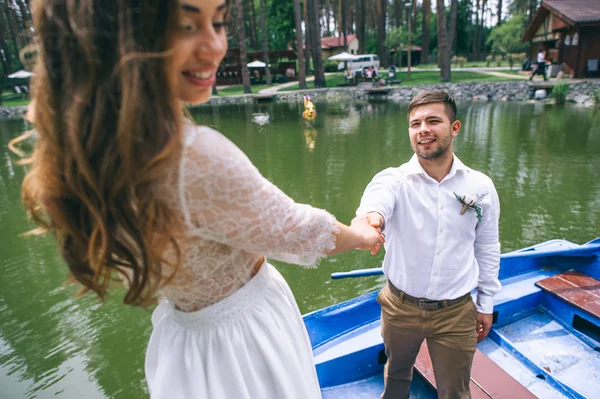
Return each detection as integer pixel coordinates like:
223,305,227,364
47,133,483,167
453,192,488,222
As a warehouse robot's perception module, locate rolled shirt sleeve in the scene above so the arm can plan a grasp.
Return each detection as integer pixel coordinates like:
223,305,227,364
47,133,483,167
355,168,402,233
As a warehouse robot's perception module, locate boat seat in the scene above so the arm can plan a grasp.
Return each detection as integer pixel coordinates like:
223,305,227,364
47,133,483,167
535,270,600,318
414,341,537,398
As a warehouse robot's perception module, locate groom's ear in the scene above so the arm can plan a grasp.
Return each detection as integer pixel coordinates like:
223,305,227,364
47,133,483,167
451,120,461,137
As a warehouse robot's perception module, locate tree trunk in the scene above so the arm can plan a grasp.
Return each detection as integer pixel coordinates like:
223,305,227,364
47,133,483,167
303,0,313,75
350,2,355,34
472,0,480,61
249,0,258,50
18,0,32,20
375,0,388,67
294,0,307,89
392,0,402,29
497,0,502,26
325,0,332,35
0,16,13,76
480,0,487,60
412,0,418,33
258,0,272,85
355,0,366,53
436,0,451,81
479,0,491,60
448,0,458,56
342,0,347,50
422,0,430,65
2,1,22,70
308,0,326,87
235,0,252,93
212,82,218,96
337,0,342,35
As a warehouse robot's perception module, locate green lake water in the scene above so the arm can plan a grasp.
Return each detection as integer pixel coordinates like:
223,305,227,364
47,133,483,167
1,101,599,398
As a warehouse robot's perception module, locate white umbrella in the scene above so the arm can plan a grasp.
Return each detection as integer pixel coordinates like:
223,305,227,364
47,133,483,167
8,70,34,79
248,60,267,68
327,52,359,61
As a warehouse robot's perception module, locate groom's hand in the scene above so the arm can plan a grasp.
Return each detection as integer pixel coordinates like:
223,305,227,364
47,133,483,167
476,312,493,343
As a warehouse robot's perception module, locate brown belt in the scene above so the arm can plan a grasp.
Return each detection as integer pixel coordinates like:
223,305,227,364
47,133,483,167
387,281,471,310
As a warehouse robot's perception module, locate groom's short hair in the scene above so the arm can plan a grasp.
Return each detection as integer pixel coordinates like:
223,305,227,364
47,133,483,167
408,91,457,122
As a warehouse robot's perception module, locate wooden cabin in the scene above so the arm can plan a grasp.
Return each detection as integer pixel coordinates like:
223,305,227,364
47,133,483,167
521,0,600,78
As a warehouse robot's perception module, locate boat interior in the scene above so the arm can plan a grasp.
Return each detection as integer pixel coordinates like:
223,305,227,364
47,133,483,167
305,238,600,399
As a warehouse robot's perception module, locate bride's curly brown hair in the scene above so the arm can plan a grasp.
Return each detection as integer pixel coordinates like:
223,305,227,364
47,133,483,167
11,0,186,306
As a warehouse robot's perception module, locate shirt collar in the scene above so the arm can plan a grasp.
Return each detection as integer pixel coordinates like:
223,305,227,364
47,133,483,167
403,153,468,179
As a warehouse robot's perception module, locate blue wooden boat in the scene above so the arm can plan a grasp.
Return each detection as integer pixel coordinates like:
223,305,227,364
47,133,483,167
305,238,600,398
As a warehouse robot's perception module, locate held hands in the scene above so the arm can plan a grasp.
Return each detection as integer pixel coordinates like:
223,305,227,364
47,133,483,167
350,213,385,255
476,312,493,343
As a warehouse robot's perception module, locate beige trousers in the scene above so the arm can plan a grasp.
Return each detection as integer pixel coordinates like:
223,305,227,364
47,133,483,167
377,283,478,399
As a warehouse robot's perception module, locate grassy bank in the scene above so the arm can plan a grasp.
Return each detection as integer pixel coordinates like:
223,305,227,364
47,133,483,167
0,90,30,107
279,71,521,92
2,71,524,106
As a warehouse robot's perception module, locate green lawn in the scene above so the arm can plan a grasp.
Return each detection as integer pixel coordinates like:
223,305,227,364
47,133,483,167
278,71,520,91
1,90,30,107
0,97,30,106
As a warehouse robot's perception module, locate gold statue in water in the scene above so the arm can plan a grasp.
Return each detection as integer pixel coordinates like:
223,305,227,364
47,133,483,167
302,95,317,121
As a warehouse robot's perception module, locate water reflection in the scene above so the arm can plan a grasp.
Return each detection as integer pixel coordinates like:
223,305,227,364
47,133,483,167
1,102,599,398
251,112,270,126
303,122,317,151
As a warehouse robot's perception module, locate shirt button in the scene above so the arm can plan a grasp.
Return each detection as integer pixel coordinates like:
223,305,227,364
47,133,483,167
439,205,444,210
438,227,443,233
436,249,441,255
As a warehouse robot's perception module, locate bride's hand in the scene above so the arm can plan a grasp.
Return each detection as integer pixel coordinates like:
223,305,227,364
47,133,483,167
350,221,385,255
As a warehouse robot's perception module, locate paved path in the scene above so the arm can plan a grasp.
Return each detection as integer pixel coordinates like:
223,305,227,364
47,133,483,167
258,72,342,94
409,66,518,72
258,78,313,94
477,70,529,80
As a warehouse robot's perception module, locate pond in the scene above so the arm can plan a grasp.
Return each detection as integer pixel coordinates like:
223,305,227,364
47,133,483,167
1,101,599,398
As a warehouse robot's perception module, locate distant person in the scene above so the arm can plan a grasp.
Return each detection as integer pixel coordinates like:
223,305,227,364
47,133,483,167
530,48,548,81
345,68,353,80
389,65,396,79
11,1,384,398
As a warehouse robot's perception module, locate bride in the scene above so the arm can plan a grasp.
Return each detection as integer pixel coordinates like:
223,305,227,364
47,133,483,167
14,1,384,398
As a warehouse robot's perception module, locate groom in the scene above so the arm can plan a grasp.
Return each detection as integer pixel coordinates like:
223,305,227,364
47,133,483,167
352,91,501,399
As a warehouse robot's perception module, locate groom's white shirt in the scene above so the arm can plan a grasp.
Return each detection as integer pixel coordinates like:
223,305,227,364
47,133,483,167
356,154,501,314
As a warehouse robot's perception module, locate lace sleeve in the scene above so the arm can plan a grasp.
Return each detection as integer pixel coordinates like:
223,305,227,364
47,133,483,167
179,125,339,266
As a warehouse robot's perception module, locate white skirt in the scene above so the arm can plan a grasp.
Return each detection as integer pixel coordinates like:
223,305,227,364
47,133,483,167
145,262,322,399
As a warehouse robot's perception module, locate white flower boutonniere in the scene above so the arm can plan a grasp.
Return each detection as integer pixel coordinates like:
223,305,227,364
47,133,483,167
453,192,488,222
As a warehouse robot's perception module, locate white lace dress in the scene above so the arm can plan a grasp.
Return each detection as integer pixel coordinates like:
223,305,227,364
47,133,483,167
145,121,338,399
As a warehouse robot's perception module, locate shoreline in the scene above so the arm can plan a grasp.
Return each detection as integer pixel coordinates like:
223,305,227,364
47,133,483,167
2,80,599,119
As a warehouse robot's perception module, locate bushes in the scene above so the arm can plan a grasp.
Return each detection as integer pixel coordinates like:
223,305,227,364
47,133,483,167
495,55,503,67
451,56,467,68
324,61,340,73
506,53,526,70
552,82,569,105
594,90,600,108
